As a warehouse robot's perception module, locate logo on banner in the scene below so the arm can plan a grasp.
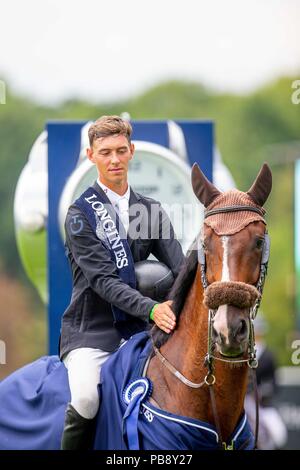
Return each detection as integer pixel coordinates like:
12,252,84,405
85,193,129,269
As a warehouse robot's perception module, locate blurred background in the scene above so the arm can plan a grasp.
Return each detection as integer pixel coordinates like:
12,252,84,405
0,0,300,448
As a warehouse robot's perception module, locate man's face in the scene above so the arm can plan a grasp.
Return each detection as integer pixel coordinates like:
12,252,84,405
87,134,134,188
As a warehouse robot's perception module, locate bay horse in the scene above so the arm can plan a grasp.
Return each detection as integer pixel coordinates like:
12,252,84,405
93,162,272,450
143,162,272,449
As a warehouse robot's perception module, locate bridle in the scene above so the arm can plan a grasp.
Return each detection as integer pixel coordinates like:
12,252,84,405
199,205,270,370
153,204,270,449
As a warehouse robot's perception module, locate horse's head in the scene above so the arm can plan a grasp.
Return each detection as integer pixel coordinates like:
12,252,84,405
192,163,272,358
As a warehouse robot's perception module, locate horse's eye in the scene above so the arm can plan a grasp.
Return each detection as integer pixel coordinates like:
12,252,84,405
255,238,264,249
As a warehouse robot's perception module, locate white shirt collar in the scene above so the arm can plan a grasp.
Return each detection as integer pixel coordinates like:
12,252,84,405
97,178,130,208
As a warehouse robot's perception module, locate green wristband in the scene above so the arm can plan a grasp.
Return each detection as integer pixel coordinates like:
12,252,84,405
150,304,159,321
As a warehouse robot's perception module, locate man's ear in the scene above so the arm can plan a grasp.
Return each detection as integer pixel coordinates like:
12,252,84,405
87,147,95,163
129,143,135,160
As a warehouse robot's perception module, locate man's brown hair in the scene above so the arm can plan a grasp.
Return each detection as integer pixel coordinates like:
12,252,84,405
88,115,132,147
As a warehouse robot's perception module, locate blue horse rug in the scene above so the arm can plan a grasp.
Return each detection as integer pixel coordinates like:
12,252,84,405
0,332,254,450
0,355,70,449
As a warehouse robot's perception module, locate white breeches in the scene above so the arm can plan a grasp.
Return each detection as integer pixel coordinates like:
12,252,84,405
63,347,111,419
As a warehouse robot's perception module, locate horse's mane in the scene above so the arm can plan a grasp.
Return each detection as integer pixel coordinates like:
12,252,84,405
151,247,199,348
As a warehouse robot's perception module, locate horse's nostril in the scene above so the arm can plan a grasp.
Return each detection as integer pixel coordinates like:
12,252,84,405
212,326,219,342
236,319,247,339
212,326,226,345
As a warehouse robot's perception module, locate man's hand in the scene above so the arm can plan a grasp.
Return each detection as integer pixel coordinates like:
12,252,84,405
152,300,176,334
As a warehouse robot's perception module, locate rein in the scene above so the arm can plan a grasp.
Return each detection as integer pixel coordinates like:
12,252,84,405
152,204,270,449
153,345,208,389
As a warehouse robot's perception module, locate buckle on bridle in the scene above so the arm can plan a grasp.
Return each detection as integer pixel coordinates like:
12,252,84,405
204,373,216,386
248,358,258,369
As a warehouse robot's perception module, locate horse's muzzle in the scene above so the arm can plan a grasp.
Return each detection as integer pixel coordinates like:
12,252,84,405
203,281,260,310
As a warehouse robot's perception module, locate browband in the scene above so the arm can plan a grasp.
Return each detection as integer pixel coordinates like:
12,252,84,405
204,205,265,219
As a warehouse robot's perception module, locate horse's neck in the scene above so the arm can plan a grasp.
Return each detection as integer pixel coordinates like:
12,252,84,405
148,266,249,442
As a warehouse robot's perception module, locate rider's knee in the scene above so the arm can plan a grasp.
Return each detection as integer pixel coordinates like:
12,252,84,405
71,392,99,419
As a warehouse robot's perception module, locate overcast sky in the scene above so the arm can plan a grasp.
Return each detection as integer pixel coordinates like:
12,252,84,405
0,0,299,104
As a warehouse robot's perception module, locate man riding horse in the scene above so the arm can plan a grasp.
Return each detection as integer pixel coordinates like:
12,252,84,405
59,115,185,449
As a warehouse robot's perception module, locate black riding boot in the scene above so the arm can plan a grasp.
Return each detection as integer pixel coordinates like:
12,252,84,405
61,403,97,450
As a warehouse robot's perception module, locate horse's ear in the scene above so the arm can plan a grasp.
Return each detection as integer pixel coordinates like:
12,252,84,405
191,163,221,207
247,163,272,207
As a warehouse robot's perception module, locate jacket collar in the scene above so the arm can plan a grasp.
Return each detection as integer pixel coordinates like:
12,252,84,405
92,181,141,205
